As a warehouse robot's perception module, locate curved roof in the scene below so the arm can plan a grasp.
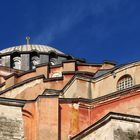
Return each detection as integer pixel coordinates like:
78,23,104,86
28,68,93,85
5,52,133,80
0,44,64,54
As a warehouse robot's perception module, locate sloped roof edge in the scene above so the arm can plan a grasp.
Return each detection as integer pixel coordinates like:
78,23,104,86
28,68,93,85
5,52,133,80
71,112,140,140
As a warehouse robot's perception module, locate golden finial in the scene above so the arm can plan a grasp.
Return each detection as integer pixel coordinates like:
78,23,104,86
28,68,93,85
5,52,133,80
26,36,30,45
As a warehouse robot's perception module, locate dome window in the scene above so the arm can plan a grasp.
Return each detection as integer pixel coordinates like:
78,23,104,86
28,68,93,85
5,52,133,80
11,52,21,70
30,52,40,69
31,56,40,69
49,52,58,65
50,58,57,65
12,56,21,70
117,75,133,91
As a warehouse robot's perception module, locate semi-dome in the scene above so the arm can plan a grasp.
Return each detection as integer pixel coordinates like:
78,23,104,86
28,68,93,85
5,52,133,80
0,44,64,55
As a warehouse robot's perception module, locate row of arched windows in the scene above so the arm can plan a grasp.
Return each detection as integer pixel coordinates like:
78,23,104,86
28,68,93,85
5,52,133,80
11,52,40,70
11,52,58,70
12,55,40,70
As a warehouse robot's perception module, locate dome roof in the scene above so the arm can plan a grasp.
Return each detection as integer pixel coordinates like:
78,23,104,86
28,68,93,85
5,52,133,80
0,44,64,54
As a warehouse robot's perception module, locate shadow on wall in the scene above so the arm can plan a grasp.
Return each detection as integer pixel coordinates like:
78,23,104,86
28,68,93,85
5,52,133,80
114,127,140,140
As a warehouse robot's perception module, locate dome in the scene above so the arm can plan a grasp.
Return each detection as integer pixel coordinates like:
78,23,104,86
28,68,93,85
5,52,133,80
0,44,64,55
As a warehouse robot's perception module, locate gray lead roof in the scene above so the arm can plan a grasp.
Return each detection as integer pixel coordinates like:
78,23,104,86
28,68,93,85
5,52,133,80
94,69,111,78
0,44,64,54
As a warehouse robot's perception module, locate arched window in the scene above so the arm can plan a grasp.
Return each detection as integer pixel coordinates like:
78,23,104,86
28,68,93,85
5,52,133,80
49,52,58,65
11,52,21,70
12,56,21,70
50,58,57,65
31,56,40,69
30,52,40,69
51,72,62,78
117,75,133,91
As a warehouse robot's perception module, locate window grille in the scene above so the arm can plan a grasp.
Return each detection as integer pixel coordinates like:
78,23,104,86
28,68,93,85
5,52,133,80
117,75,133,90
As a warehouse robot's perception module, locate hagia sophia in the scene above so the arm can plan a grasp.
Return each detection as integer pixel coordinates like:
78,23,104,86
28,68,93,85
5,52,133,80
0,38,140,140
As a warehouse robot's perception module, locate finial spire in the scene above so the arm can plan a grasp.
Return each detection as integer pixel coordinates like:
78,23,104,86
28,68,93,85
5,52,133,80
26,36,30,45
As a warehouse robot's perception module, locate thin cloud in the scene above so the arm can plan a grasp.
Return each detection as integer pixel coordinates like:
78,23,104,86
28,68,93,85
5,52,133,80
33,0,127,44
33,2,87,43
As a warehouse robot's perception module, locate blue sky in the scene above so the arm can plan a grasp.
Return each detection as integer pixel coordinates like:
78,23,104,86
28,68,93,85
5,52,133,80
0,0,139,64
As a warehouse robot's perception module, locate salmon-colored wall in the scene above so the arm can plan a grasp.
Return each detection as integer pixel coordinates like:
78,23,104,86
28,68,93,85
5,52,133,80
60,103,72,139
59,103,90,139
0,69,13,77
23,96,59,140
22,90,140,140
0,73,73,100
17,72,37,83
60,90,140,139
17,66,48,83
0,61,115,95
23,102,38,140
36,66,48,78
38,97,59,140
77,65,100,73
5,75,15,88
100,63,115,69
23,98,90,140
63,62,75,71
90,91,140,124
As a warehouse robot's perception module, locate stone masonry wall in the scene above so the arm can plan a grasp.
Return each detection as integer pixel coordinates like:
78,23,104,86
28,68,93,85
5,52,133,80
0,104,24,140
81,119,140,140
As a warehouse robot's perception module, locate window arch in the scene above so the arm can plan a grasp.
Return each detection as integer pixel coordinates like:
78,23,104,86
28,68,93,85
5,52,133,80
50,58,57,65
49,52,58,65
51,72,62,78
30,52,40,69
117,75,133,91
12,56,21,70
11,52,21,70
